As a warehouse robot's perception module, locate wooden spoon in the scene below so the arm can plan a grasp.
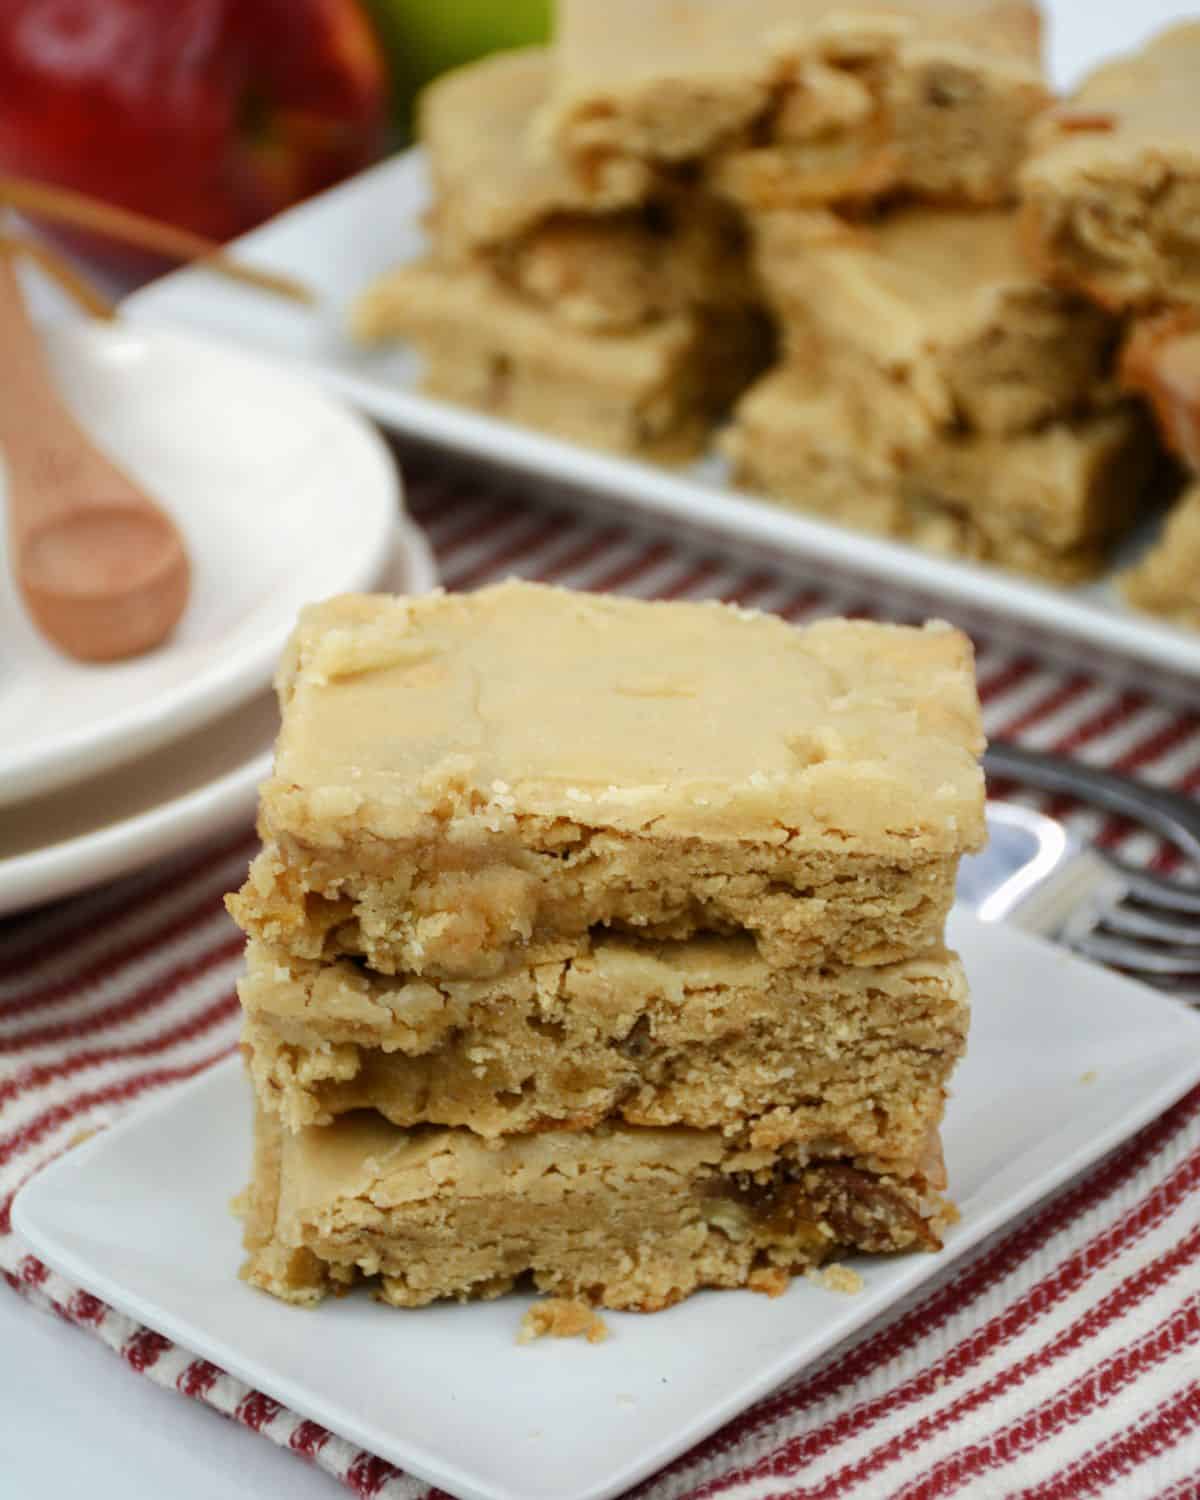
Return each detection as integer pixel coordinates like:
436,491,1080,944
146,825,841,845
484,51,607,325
0,253,190,661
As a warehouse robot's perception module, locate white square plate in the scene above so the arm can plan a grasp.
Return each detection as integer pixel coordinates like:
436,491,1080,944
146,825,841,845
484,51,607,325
16,910,1200,1500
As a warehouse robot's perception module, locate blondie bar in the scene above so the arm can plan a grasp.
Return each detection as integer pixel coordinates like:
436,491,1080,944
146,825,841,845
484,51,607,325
723,367,905,532
349,259,767,460
724,368,1155,580
228,584,985,979
1122,484,1200,629
1020,24,1200,311
421,48,651,259
421,48,753,333
241,1106,950,1311
540,0,1047,208
753,207,1116,444
241,935,967,1161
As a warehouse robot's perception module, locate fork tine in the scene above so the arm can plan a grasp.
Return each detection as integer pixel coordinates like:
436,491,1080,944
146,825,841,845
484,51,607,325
1068,930,1200,976
1141,975,1200,1002
1103,860,1200,914
983,743,1200,867
1099,903,1200,947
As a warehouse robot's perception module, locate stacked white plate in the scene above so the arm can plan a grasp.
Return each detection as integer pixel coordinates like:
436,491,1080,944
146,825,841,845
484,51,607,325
0,317,437,916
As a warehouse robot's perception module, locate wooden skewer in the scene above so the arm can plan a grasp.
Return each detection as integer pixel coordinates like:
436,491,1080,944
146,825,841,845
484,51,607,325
0,233,116,319
0,175,316,306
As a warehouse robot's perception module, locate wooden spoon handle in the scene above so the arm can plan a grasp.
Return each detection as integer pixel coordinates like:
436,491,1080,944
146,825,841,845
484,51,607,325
0,254,131,544
0,255,191,660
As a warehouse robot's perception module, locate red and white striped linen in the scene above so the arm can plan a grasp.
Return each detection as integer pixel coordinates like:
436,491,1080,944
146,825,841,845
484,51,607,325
4,465,1200,1500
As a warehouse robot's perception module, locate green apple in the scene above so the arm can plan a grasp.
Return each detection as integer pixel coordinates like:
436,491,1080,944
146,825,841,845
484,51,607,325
363,0,552,131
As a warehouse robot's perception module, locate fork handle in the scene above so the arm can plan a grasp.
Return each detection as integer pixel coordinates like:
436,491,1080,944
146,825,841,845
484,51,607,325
983,741,1200,868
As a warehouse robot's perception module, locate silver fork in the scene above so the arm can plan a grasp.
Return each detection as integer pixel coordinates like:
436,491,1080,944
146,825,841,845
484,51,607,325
965,743,1200,990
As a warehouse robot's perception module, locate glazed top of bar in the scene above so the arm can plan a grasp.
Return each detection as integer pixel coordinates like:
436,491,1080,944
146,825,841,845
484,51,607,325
539,0,1043,163
756,207,1090,355
420,47,653,253
262,581,985,854
1024,23,1200,185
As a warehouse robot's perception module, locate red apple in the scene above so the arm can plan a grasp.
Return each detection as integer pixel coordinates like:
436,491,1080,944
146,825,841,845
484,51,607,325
0,0,389,270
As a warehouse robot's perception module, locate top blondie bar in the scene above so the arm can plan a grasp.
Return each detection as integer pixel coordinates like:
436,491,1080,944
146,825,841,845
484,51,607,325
420,47,755,333
230,583,984,978
1020,24,1200,311
537,0,1048,208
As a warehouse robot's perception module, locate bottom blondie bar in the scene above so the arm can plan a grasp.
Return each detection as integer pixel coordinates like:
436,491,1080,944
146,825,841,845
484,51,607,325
1122,484,1200,628
350,258,768,460
724,369,1155,581
242,1106,949,1312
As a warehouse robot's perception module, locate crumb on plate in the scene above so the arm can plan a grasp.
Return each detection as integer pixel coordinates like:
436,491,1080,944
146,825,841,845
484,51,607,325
748,1266,792,1298
518,1298,609,1345
804,1263,865,1296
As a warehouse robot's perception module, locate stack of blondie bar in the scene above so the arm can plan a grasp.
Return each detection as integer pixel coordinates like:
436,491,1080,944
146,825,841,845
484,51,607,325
710,1,1162,582
229,580,985,1313
726,204,1158,581
1017,21,1200,621
351,47,770,462
350,1,1193,593
351,0,1055,471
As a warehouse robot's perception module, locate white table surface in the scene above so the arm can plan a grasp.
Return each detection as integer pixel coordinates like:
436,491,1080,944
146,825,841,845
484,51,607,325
4,2,1195,1497
0,1292,341,1500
